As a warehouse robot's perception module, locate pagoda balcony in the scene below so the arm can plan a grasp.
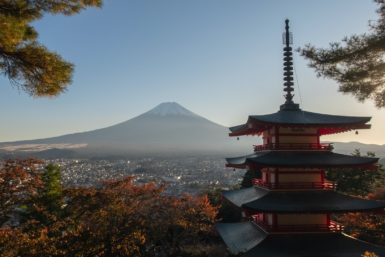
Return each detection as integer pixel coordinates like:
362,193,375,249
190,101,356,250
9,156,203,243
252,216,344,233
252,178,337,190
253,143,332,151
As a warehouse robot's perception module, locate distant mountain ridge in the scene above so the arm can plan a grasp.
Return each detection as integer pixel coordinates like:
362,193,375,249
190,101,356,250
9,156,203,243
330,141,385,158
0,102,254,157
2,102,384,159
330,141,385,167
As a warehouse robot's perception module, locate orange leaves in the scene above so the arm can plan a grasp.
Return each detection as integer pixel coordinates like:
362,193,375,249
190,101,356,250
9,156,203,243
72,178,218,256
367,187,385,201
39,226,48,241
0,160,219,256
362,251,379,257
0,159,45,225
336,187,385,246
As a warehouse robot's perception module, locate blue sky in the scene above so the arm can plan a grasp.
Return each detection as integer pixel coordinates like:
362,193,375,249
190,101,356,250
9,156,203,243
1,0,384,144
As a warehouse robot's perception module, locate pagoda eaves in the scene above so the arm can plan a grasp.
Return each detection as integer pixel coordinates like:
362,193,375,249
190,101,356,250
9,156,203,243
217,222,385,257
216,19,385,257
222,187,385,213
226,151,378,169
229,109,371,137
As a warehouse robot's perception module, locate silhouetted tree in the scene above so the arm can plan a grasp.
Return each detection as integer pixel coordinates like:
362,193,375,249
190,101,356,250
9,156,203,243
205,187,242,223
300,0,385,107
240,169,261,188
326,150,384,196
0,0,102,97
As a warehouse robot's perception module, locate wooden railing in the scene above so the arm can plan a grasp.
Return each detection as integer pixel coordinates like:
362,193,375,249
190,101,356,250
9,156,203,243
253,143,332,151
328,221,344,232
252,217,343,233
252,179,337,190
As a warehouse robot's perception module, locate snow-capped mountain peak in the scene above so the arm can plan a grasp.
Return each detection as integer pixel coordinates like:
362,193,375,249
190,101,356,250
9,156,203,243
145,102,199,117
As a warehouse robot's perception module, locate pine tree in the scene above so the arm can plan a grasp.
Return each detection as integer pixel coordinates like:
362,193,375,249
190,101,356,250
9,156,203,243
299,0,385,107
326,150,384,196
0,0,102,97
41,164,63,215
241,169,261,188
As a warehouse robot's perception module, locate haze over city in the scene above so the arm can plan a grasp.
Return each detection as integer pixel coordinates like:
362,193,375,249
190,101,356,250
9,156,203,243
1,0,384,145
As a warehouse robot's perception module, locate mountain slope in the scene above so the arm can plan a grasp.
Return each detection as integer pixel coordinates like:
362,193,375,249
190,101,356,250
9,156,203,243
1,102,254,156
3,103,385,158
331,141,385,157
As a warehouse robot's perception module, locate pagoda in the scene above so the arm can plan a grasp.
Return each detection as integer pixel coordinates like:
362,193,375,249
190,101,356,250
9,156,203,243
216,20,385,257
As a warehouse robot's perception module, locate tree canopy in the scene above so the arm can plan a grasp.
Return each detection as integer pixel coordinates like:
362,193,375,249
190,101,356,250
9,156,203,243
326,150,385,247
326,150,385,196
299,0,385,107
336,188,385,247
0,159,222,257
0,0,102,97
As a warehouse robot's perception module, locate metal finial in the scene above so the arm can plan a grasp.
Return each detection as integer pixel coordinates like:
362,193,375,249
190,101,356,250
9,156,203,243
283,19,294,105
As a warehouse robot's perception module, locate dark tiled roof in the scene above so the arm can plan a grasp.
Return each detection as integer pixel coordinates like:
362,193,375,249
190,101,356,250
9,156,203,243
226,151,378,168
249,109,370,126
216,222,385,257
215,222,267,254
242,232,385,257
223,187,268,208
223,187,385,213
229,109,371,136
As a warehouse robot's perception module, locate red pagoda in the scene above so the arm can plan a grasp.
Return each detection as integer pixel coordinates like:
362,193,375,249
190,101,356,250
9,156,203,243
216,20,385,257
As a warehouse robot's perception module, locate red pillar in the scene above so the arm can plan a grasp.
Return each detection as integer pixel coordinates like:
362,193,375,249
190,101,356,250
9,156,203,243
326,213,331,226
320,170,325,183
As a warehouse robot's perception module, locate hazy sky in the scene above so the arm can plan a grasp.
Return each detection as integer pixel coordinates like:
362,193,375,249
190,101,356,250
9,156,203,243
1,0,384,144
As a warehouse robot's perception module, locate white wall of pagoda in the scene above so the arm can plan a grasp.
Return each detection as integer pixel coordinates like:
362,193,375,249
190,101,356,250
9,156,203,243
279,173,321,183
278,136,318,144
277,214,327,226
261,168,325,185
278,127,318,134
262,127,320,146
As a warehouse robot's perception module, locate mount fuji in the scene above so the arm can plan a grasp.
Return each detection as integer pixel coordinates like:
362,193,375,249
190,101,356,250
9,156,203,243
0,102,254,157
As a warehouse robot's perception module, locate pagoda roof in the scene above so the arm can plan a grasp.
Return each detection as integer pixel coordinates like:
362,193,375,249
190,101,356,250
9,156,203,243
229,108,371,136
215,222,267,254
226,151,378,169
216,222,385,257
223,187,385,213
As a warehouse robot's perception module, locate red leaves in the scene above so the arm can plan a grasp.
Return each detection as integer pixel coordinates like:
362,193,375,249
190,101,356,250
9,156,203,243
337,187,385,246
0,159,44,225
0,161,219,256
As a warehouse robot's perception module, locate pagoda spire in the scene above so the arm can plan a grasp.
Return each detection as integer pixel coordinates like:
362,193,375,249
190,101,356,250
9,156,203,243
282,19,295,106
217,18,385,257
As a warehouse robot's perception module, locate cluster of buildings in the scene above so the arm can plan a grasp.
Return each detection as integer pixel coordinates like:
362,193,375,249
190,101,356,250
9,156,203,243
53,157,243,195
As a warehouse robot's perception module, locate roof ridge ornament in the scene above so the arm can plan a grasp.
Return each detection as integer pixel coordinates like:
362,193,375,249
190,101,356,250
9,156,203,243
280,19,300,111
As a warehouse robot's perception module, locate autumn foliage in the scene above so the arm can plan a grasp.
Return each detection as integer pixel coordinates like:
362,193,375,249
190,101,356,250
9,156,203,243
0,159,44,225
326,151,385,247
0,159,219,257
336,188,385,246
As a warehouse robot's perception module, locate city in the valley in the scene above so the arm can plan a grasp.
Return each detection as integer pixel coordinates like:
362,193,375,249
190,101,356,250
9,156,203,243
54,157,242,195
